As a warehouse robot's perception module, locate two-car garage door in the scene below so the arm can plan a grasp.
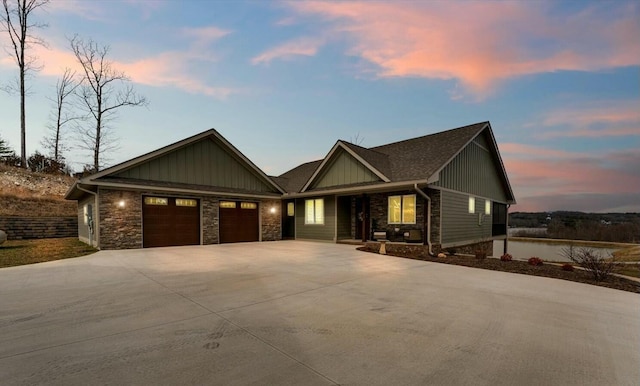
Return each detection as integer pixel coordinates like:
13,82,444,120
142,196,259,247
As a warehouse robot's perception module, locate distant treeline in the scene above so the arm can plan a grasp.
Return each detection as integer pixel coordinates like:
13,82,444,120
509,212,640,244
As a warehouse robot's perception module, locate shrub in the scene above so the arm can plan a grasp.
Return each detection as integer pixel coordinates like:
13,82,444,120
27,151,66,174
560,246,618,281
500,253,513,262
528,257,543,266
561,263,574,272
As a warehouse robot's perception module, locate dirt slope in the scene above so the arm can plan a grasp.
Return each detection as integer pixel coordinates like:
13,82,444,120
0,165,76,217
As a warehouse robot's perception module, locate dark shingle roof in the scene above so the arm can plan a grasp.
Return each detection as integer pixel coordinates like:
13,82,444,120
370,121,487,181
276,122,489,193
274,160,322,193
340,141,392,179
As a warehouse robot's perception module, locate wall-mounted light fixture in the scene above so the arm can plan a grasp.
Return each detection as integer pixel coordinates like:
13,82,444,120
118,199,126,208
269,206,277,214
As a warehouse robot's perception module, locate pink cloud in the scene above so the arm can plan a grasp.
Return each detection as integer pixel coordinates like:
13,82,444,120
277,1,640,99
536,101,640,139
181,26,231,48
252,36,326,65
22,28,236,99
502,144,640,211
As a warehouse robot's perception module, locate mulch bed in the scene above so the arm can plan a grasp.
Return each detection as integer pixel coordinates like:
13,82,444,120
357,246,640,294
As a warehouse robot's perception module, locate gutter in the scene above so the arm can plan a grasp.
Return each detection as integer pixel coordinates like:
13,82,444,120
76,184,99,249
414,184,434,256
287,179,430,198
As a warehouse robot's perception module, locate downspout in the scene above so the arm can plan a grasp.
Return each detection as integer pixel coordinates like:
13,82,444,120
504,204,510,255
414,184,434,256
76,184,99,249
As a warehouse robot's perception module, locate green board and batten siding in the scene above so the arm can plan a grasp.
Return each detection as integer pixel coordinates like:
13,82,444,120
113,138,276,193
433,135,508,203
295,196,336,241
436,133,505,245
440,190,492,245
311,149,381,189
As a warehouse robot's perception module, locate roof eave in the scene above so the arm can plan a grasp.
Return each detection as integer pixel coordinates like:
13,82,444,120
88,180,282,199
287,179,430,198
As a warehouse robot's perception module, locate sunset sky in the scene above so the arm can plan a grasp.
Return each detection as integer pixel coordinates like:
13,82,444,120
1,0,638,213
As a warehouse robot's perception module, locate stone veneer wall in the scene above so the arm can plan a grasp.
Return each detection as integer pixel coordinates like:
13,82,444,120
260,199,281,241
96,190,281,249
98,189,142,249
0,216,77,240
202,197,219,245
364,240,491,257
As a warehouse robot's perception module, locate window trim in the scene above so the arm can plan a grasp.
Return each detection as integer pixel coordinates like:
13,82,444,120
304,198,324,225
388,194,416,225
144,196,168,206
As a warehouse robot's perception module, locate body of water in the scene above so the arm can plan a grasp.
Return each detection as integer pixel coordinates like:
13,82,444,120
493,240,618,262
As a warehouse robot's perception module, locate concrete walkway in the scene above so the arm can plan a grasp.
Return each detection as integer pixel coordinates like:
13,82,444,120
1,241,638,385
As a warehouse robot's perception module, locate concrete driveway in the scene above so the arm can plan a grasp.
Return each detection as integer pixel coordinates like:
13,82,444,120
1,241,638,385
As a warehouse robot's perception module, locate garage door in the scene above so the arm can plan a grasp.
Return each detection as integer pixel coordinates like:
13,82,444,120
219,201,259,243
143,196,200,248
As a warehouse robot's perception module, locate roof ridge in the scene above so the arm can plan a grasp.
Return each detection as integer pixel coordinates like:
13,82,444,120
339,140,389,156
370,121,488,150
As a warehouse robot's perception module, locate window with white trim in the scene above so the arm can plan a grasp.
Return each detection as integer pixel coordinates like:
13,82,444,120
468,196,475,214
305,199,324,224
388,194,416,224
485,199,491,215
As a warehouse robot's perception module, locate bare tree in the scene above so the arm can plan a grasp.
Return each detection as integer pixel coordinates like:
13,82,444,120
42,68,79,162
349,132,364,146
1,0,49,168
70,35,148,171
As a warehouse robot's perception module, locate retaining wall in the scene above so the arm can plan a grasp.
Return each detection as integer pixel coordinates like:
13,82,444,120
0,217,78,240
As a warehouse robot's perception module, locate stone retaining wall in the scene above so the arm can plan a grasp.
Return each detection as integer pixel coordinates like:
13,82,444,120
0,216,78,240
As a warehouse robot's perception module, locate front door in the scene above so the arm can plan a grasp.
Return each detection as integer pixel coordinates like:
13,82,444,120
282,200,295,239
355,195,370,242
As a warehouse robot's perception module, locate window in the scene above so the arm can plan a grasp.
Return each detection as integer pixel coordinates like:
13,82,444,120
219,201,236,208
388,195,416,224
305,199,324,224
287,202,295,217
176,199,197,207
468,196,475,214
485,200,491,215
241,202,257,209
145,197,168,206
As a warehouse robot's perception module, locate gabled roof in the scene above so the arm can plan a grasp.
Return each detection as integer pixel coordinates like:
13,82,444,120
273,160,323,194
300,141,391,192
370,121,487,181
276,121,515,203
65,128,284,200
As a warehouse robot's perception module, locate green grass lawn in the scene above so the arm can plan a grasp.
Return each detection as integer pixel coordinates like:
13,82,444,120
0,237,97,268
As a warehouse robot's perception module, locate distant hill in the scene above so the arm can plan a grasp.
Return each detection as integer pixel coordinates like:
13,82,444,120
509,211,640,228
0,165,76,217
509,211,640,244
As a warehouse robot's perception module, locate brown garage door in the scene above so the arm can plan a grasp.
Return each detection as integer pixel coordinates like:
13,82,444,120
143,196,200,248
219,201,259,243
